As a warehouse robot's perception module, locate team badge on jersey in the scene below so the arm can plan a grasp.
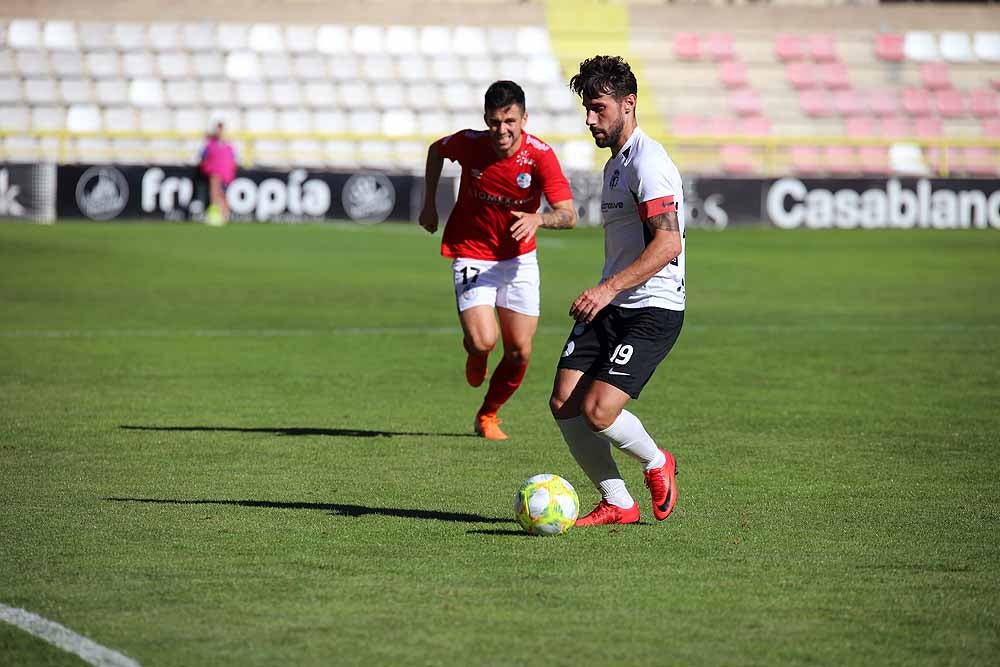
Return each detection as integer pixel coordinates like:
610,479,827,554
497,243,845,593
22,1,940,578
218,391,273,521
609,169,620,188
516,173,532,189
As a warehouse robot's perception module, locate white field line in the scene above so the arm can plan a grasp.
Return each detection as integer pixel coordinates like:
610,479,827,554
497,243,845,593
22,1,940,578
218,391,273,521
0,603,141,667
0,323,996,339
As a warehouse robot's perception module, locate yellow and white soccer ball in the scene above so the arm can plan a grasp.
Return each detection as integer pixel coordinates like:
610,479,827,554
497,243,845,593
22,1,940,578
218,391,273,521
514,474,579,536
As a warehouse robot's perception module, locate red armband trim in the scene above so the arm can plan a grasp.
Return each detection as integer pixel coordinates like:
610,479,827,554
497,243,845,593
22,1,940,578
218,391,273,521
638,195,676,220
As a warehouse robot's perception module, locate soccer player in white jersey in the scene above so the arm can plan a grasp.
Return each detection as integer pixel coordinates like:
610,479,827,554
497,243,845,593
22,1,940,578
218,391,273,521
549,55,686,526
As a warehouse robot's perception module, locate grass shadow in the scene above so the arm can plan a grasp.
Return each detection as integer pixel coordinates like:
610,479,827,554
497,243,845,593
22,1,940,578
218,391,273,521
105,496,509,524
119,424,475,438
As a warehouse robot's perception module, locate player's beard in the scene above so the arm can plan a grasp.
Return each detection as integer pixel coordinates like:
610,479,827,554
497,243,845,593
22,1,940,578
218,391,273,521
592,115,625,149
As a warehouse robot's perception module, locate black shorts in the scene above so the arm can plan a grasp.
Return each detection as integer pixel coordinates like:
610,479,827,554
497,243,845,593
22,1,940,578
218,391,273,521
556,306,684,399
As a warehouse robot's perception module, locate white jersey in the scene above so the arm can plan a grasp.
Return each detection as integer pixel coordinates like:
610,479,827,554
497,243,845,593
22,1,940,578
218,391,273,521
599,127,686,311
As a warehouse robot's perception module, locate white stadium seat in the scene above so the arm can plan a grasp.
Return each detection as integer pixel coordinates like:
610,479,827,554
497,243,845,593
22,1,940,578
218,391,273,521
182,23,216,51
95,79,129,105
173,108,206,133
226,52,261,80
78,22,115,50
329,55,361,81
166,80,201,106
158,52,192,79
244,108,277,132
542,86,578,113
442,81,476,111
236,81,270,107
0,51,12,76
527,113,553,136
139,108,171,132
104,107,139,132
278,109,312,133
60,79,94,104
363,55,396,82
430,55,464,82
43,21,78,50
313,110,348,134
67,104,102,132
302,82,337,108
293,55,328,81
324,140,356,166
350,25,385,55
260,54,292,80
8,19,42,49
316,25,350,54
270,81,303,109
486,28,517,55
526,55,562,85
86,52,121,78
463,56,497,87
15,51,50,77
382,109,417,136
385,26,419,56
373,82,406,109
129,78,166,107
420,26,452,56
337,81,370,110
288,139,323,166
348,110,380,134
406,82,443,111
357,139,394,167
453,27,486,56
516,27,552,54
191,53,225,79
249,23,285,54
147,23,181,51
903,31,940,61
199,79,234,106
974,32,1000,62
122,52,156,78
396,55,428,83
0,106,31,131
50,51,85,77
938,32,975,63
254,139,288,166
113,23,148,50
417,111,450,137
217,24,249,51
561,140,597,171
25,78,59,104
31,106,66,131
285,25,318,54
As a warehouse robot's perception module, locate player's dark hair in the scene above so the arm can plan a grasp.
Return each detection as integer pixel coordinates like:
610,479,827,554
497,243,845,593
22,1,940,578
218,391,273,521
569,55,638,101
484,80,526,113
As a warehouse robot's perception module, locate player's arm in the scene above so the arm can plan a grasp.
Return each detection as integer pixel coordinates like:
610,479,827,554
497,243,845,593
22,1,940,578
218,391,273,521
569,209,682,323
419,141,445,234
510,199,577,241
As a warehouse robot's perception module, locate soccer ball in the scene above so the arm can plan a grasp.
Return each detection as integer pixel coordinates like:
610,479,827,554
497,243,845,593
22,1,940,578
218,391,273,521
513,474,579,536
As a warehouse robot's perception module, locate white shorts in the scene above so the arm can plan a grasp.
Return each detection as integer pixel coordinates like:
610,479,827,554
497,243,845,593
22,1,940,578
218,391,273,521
452,251,540,316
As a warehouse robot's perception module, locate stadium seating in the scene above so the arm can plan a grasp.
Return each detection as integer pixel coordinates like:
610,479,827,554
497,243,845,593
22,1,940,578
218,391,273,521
1,5,998,176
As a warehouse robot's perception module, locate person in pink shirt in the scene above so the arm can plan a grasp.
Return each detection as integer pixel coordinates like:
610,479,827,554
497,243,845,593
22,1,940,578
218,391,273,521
199,121,238,225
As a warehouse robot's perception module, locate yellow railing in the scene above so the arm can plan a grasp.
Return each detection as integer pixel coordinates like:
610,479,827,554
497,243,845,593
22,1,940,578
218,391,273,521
2,129,998,178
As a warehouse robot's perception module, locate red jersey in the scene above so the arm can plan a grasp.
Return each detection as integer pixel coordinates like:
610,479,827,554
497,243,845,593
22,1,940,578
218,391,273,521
435,130,573,261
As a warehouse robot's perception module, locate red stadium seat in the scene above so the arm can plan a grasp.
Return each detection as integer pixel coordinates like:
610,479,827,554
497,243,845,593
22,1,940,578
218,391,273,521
869,88,900,116
720,144,755,174
718,60,748,88
670,115,705,137
901,87,933,116
880,116,912,139
920,63,952,90
742,115,772,136
775,33,804,61
729,88,762,115
914,116,943,138
785,62,815,89
821,62,851,90
845,116,878,137
962,147,997,176
705,32,735,61
808,33,838,62
969,90,999,118
832,89,867,116
859,146,890,174
825,145,856,174
982,118,1000,137
874,32,904,62
790,145,822,174
799,89,832,117
934,89,965,117
673,32,701,61
708,116,741,136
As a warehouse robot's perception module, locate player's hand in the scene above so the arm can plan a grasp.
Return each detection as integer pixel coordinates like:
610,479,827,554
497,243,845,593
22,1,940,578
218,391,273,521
419,206,439,234
510,211,542,242
569,283,617,323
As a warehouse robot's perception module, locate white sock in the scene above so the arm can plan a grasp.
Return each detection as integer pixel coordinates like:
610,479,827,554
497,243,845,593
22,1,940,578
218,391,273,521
556,415,634,508
597,409,666,471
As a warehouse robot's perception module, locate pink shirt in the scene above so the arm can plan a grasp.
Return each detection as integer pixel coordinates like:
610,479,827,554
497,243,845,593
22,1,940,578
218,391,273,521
200,138,237,185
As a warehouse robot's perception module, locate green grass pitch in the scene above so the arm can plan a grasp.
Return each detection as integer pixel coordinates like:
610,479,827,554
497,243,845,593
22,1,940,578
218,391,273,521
1,220,998,666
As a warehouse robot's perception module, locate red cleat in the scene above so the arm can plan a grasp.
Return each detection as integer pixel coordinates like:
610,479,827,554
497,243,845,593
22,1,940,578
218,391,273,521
644,449,678,521
574,499,640,527
474,412,508,440
463,341,488,388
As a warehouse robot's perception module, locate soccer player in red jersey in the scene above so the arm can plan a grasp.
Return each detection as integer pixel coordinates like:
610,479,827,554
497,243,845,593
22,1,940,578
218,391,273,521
420,80,577,440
